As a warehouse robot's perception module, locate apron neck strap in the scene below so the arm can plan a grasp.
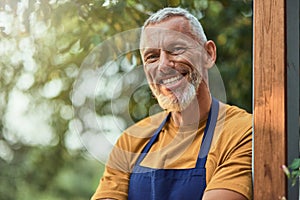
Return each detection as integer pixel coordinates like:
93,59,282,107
137,97,219,165
141,112,171,154
198,97,219,159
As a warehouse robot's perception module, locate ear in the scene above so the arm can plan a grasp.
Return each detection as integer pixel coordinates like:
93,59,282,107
204,40,217,69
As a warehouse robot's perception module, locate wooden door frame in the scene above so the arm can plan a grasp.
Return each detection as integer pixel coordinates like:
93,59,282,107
253,0,299,199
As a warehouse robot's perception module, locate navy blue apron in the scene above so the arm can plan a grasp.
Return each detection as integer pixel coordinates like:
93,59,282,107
128,98,219,200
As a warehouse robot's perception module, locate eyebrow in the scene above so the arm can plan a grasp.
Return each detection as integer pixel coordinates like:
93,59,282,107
142,48,159,56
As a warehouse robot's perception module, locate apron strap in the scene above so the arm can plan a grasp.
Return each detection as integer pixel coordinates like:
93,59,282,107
198,97,219,159
136,97,219,166
136,112,171,165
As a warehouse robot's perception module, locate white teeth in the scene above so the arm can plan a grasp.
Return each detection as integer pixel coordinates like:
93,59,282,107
162,75,182,85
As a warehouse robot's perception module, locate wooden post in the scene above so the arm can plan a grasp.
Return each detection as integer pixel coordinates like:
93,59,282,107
253,0,286,197
254,0,299,199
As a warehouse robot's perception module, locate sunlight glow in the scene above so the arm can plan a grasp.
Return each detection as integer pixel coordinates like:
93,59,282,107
4,89,56,146
0,140,14,163
41,79,63,99
16,73,35,90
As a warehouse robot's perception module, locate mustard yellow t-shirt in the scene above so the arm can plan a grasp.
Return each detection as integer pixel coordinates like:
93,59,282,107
91,102,252,200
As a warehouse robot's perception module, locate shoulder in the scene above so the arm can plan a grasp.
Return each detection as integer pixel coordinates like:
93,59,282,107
108,111,169,171
206,102,253,199
113,111,169,152
219,102,252,136
210,102,252,156
222,102,252,122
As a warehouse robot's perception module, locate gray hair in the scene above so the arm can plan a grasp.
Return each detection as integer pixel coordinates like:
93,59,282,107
142,7,207,43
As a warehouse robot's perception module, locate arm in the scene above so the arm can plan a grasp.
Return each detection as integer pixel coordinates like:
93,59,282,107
203,189,248,200
90,165,130,200
91,132,134,200
205,113,253,200
91,165,130,200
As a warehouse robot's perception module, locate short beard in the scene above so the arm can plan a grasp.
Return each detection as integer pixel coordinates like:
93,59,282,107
151,72,202,112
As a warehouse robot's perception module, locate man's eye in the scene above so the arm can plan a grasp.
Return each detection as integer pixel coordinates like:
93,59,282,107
145,54,159,62
170,46,186,55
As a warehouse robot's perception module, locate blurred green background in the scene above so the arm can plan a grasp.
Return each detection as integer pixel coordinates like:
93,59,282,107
0,0,252,199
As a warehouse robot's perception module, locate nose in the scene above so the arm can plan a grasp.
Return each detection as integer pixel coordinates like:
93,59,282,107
158,50,174,72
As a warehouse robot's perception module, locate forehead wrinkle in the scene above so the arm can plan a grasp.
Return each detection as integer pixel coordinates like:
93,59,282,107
140,28,164,49
148,17,196,40
141,28,197,52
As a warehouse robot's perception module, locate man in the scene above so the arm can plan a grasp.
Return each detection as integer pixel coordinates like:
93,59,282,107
91,7,252,200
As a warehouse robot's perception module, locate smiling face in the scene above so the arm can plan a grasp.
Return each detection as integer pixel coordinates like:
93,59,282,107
140,16,208,111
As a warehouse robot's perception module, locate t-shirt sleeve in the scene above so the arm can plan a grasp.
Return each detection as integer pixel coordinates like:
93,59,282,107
90,166,130,200
90,132,134,200
205,119,253,200
90,124,152,200
91,112,168,199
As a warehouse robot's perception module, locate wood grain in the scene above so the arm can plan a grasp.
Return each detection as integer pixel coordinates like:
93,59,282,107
253,0,287,199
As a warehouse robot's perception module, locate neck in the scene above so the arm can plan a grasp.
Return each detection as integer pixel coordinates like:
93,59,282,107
171,81,212,127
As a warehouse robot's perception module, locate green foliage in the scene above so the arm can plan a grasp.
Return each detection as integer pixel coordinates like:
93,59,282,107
0,0,252,199
288,158,300,186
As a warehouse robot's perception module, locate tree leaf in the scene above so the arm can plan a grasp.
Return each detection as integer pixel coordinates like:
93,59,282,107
289,158,300,170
